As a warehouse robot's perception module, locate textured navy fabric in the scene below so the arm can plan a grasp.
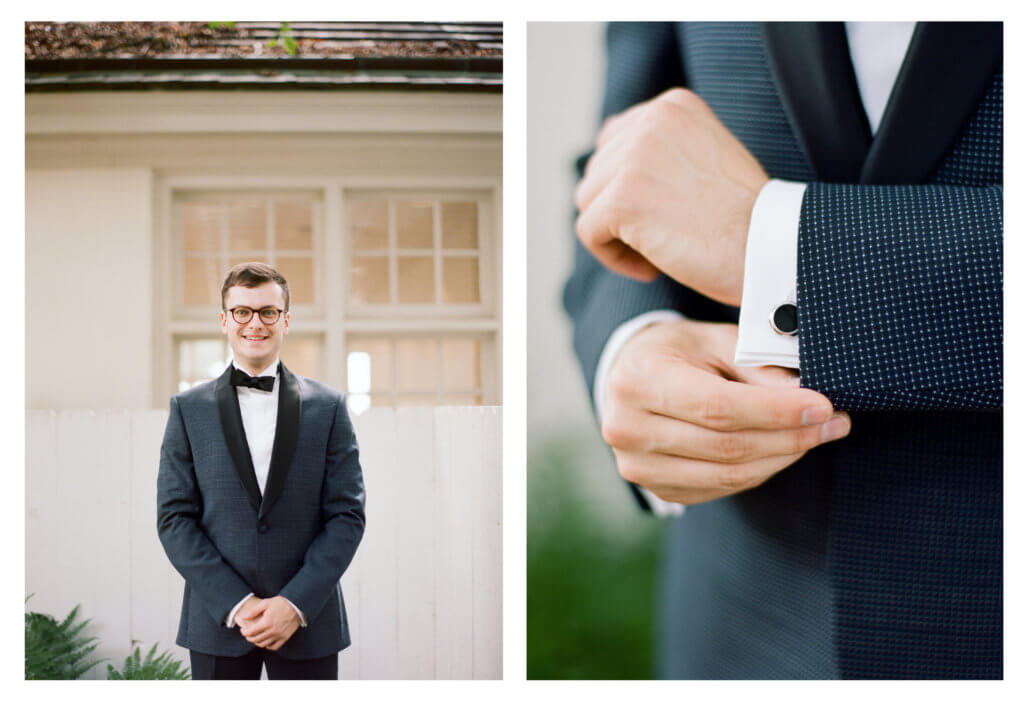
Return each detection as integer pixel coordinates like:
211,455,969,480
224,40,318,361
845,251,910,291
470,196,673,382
562,22,1002,679
157,367,365,659
799,182,1003,410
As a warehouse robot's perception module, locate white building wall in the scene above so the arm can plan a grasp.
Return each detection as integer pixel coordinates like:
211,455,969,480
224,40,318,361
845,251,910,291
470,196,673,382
26,169,154,409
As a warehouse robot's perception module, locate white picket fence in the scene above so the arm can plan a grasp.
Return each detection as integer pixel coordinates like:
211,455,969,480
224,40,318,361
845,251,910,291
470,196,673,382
25,407,502,679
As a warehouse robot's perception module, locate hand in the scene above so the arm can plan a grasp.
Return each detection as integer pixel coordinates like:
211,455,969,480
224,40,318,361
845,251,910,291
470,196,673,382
233,595,263,626
574,87,770,307
237,596,301,651
600,319,851,504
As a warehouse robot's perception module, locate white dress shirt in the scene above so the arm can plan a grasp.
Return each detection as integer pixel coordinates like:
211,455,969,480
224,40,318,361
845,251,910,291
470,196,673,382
224,357,308,629
592,22,916,515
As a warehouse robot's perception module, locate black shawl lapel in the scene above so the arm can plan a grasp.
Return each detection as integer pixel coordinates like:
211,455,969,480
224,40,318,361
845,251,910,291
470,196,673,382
859,22,1003,184
762,22,872,183
258,362,302,520
215,365,262,513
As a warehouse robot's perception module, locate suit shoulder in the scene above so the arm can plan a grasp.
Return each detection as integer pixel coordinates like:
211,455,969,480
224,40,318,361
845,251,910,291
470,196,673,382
294,374,345,403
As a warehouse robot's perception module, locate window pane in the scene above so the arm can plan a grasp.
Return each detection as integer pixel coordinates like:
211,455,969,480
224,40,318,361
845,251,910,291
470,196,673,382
442,202,478,249
350,256,390,304
347,337,393,392
281,335,322,379
396,338,438,392
276,256,315,306
398,257,435,303
228,201,267,252
396,201,434,249
275,200,314,250
183,257,222,305
178,338,229,389
350,200,388,251
442,338,481,391
440,393,482,406
348,393,372,415
442,256,480,303
182,202,221,252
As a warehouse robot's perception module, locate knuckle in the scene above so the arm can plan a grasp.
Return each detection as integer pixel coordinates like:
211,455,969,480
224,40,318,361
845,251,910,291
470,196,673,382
574,213,592,243
664,87,694,104
791,427,812,454
716,433,750,462
702,393,736,429
600,411,636,450
717,463,754,492
606,361,642,406
615,454,645,485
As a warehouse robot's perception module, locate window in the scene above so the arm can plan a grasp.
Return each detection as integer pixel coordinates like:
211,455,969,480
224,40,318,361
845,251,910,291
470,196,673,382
164,182,500,410
348,195,487,311
343,191,497,412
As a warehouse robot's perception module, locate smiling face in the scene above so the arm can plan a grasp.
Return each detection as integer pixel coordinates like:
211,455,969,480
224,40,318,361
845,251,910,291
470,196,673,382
221,282,290,376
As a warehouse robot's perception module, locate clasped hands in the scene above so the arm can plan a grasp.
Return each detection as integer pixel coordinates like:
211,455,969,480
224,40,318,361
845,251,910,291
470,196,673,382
575,88,850,504
235,595,301,651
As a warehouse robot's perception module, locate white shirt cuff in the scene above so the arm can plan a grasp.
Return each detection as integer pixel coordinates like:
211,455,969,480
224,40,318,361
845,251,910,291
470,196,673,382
735,179,806,369
594,310,687,518
226,592,253,627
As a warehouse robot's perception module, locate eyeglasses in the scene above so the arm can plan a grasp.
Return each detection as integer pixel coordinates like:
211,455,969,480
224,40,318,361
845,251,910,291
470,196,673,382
227,307,285,325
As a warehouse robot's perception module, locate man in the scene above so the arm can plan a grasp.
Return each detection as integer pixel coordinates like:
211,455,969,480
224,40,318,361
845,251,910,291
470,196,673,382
157,262,366,680
564,23,1001,678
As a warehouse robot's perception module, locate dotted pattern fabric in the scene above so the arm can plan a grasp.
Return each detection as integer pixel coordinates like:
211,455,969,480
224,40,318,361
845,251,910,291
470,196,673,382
798,183,1003,409
931,73,1003,187
679,22,816,183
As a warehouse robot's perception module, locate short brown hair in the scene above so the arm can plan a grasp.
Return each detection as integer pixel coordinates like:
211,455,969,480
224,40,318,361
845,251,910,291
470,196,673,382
220,262,290,311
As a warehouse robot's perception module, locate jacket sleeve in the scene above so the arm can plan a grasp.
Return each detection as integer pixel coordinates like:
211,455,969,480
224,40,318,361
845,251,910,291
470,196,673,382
279,394,366,622
156,396,253,625
563,22,738,400
797,182,1003,410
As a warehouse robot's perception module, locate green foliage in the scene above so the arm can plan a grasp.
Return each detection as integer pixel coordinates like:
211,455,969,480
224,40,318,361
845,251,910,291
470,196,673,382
527,431,666,679
267,22,298,56
107,642,190,680
24,602,102,680
208,22,236,30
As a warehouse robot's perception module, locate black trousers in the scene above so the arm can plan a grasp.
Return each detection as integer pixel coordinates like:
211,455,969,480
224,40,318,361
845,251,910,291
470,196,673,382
189,648,338,680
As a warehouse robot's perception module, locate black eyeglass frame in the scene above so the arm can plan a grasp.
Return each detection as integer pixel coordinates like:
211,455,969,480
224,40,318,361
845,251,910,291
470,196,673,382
226,306,286,325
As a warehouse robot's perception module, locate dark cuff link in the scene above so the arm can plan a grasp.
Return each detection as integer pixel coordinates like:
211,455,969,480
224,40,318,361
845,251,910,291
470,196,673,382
770,302,798,335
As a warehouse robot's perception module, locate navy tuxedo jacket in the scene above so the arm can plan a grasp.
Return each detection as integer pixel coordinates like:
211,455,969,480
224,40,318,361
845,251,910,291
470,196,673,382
157,363,366,659
563,22,1002,679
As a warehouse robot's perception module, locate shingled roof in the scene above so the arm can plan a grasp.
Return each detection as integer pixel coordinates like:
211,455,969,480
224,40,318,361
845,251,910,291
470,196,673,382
25,21,502,92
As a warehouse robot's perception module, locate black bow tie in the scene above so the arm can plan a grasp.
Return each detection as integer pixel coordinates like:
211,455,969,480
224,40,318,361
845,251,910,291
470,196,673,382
231,367,276,392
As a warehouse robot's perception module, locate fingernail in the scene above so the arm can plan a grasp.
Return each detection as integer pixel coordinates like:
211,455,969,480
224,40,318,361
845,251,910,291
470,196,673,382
801,405,832,426
821,415,851,442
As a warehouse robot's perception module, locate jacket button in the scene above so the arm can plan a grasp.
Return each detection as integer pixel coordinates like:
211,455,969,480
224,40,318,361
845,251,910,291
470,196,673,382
258,523,268,534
